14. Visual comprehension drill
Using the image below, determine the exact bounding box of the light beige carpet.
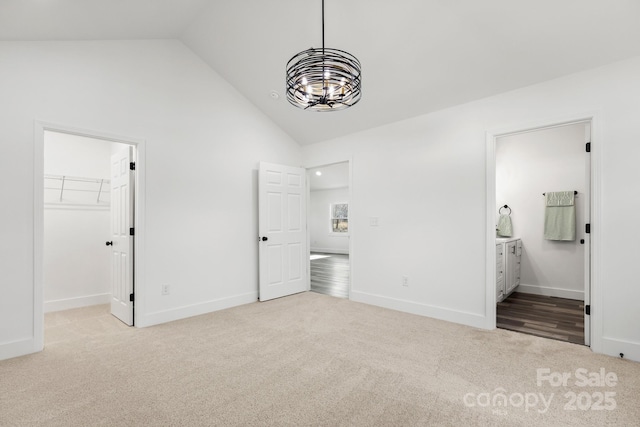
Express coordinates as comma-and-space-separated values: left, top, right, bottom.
1, 292, 638, 426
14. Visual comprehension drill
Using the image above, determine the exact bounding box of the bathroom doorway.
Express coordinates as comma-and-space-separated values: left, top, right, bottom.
492, 120, 591, 345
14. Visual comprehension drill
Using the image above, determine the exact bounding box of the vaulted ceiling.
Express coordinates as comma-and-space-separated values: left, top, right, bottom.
3, 0, 640, 145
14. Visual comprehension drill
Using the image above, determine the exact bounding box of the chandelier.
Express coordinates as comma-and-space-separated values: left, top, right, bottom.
285, 0, 362, 111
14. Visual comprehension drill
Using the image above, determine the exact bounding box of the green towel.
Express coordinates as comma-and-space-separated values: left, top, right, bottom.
497, 214, 512, 237
544, 191, 576, 241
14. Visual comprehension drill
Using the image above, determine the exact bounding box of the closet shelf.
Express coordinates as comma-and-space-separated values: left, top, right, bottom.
44, 174, 110, 204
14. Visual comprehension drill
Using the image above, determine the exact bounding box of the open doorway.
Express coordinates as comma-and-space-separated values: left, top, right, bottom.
44, 131, 117, 312
34, 122, 144, 350
493, 121, 591, 345
307, 162, 350, 299
43, 130, 136, 326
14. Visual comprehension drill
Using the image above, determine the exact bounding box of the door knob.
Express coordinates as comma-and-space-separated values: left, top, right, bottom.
261, 236, 268, 241
105, 241, 113, 246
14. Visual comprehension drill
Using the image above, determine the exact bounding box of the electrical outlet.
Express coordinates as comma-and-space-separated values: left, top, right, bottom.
162, 284, 170, 295
402, 276, 409, 287
370, 217, 379, 226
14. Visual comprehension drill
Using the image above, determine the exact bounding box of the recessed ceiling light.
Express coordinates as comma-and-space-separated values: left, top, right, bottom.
315, 171, 322, 176
269, 90, 280, 100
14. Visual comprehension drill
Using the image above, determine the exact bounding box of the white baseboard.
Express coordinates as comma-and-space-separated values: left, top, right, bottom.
601, 337, 640, 363
44, 293, 111, 313
310, 247, 349, 255
350, 290, 487, 329
0, 337, 40, 362
516, 284, 584, 301
138, 292, 258, 327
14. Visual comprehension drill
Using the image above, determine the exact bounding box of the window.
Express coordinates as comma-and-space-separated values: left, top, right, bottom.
330, 203, 349, 233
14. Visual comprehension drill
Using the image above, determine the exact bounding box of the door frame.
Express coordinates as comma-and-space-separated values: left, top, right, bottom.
485, 113, 602, 351
305, 159, 353, 299
33, 121, 146, 349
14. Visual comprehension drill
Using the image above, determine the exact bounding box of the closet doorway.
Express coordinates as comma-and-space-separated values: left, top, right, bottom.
35, 123, 144, 349
307, 161, 351, 299
492, 121, 592, 345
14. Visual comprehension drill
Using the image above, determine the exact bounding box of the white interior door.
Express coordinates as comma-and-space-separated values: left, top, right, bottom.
258, 162, 307, 301
584, 123, 591, 346
109, 146, 134, 325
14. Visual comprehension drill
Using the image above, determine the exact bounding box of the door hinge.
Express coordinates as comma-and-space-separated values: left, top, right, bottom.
130, 227, 135, 236
586, 142, 591, 153
130, 162, 136, 171
585, 224, 591, 234
129, 293, 134, 302
585, 305, 590, 315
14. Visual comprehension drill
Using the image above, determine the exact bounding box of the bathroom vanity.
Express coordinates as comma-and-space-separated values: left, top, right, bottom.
496, 237, 522, 303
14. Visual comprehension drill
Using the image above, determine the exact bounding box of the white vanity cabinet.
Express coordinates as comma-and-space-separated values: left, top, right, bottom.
496, 243, 505, 302
496, 238, 522, 303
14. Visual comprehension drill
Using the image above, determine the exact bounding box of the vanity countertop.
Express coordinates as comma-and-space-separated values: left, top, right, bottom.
496, 236, 520, 244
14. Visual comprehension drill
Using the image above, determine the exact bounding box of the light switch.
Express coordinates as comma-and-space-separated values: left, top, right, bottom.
369, 217, 379, 226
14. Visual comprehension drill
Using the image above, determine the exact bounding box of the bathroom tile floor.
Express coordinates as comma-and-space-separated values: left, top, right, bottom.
497, 292, 584, 345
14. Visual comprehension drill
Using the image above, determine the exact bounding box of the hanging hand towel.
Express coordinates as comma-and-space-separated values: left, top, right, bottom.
497, 214, 513, 237
544, 191, 576, 241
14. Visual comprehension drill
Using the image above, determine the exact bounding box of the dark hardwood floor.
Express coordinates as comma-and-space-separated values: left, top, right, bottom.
310, 253, 349, 299
497, 292, 584, 345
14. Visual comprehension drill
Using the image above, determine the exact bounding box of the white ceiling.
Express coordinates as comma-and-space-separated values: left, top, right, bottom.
3, 0, 640, 145
0, 0, 209, 40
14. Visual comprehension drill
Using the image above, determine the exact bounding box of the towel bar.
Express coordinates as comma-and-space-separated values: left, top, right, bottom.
542, 191, 578, 196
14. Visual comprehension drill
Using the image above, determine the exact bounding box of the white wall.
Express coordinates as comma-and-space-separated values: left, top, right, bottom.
43, 132, 116, 312
0, 40, 301, 360
496, 124, 586, 300
310, 187, 349, 254
43, 209, 110, 311
302, 56, 640, 361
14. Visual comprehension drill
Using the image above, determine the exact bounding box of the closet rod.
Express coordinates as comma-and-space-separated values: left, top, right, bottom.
44, 187, 109, 194
542, 191, 578, 196
44, 174, 110, 184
